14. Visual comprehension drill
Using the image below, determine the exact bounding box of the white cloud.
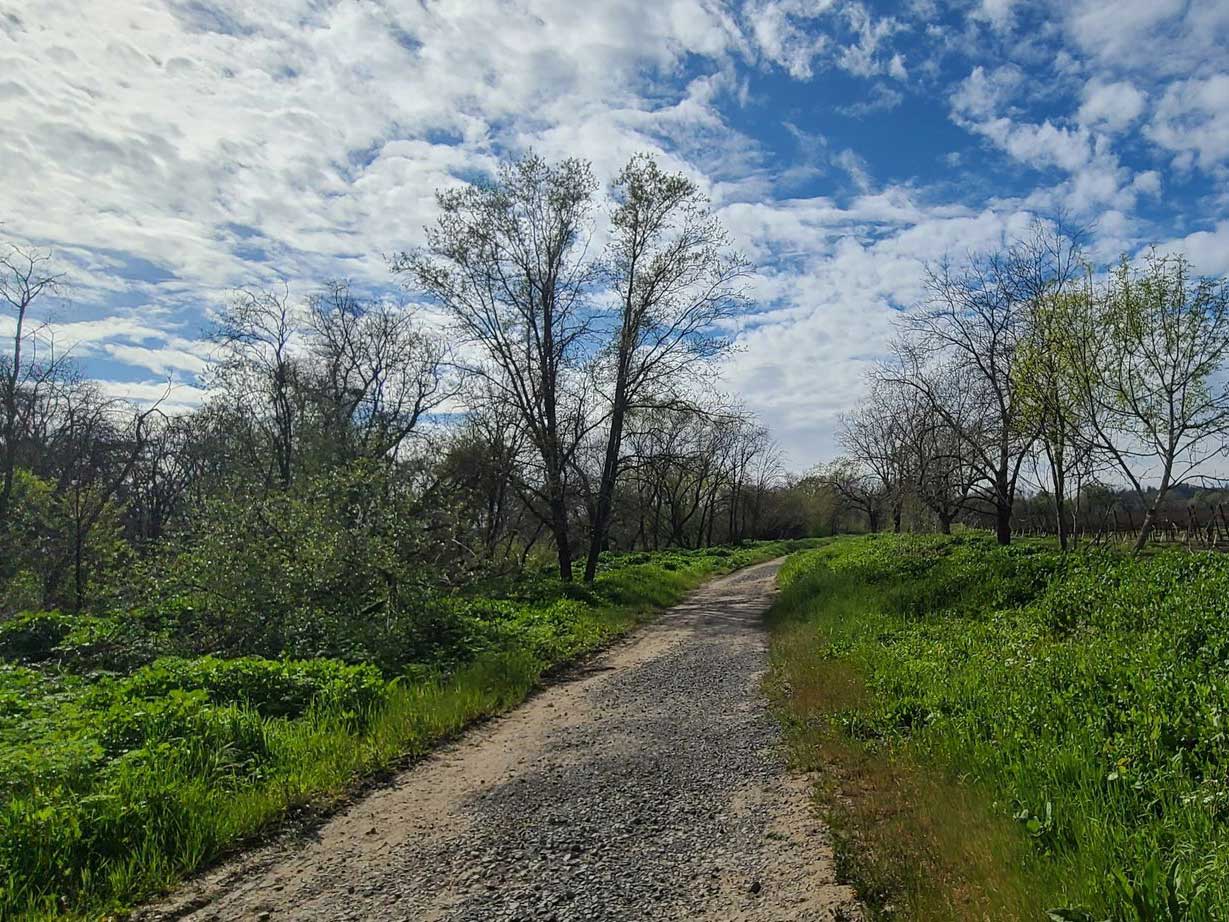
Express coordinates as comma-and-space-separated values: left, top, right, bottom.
987, 119, 1093, 173
0, 0, 753, 417
743, 0, 902, 81
833, 149, 873, 193
744, 0, 834, 79
1167, 221, 1229, 276
103, 343, 210, 377
973, 0, 1018, 32
837, 3, 901, 78
0, 0, 746, 293
837, 83, 904, 118
1148, 74, 1229, 170
1131, 170, 1162, 197
97, 378, 208, 415
951, 65, 1025, 121
1078, 79, 1146, 133
950, 66, 1155, 214
1064, 0, 1229, 76
717, 192, 1020, 465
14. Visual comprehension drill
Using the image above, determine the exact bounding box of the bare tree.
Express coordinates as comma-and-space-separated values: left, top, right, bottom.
840, 382, 913, 532
209, 287, 304, 489
888, 219, 1084, 544
908, 402, 977, 534
0, 244, 64, 528
307, 281, 455, 464
816, 457, 886, 532
41, 383, 163, 609
398, 155, 599, 580
870, 369, 979, 535
582, 154, 748, 581
125, 411, 200, 545
439, 396, 535, 563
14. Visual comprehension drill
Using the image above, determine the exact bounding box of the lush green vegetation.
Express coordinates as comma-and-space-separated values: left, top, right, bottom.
768, 533, 1229, 921
0, 539, 811, 921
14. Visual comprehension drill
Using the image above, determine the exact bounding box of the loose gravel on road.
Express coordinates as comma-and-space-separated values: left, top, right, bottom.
137, 559, 862, 922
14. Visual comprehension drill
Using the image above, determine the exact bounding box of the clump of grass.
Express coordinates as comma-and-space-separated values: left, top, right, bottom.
767, 534, 1229, 921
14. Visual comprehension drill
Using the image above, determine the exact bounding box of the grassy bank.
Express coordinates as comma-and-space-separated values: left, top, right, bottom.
767, 534, 1229, 921
1, 540, 811, 921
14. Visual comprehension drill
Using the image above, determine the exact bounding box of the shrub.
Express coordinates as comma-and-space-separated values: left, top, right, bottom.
118, 656, 386, 720
0, 612, 77, 662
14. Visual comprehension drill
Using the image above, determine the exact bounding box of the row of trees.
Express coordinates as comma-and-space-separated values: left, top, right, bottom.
824, 219, 1229, 551
0, 153, 804, 626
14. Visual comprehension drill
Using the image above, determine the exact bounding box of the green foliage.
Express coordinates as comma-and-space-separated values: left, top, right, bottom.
773, 534, 1229, 921
0, 539, 804, 921
116, 656, 386, 720
0, 469, 133, 615
0, 611, 77, 661
143, 462, 445, 667
0, 610, 163, 672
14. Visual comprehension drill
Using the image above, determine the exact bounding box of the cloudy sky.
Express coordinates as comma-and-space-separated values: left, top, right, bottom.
2, 0, 1228, 467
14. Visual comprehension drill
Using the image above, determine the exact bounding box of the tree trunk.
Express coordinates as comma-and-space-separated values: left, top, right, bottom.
938, 513, 953, 535
1054, 494, 1069, 551
1133, 463, 1173, 554
551, 499, 573, 581
1049, 444, 1069, 551
0, 304, 27, 529
995, 499, 1011, 545
994, 465, 1012, 545
583, 386, 628, 582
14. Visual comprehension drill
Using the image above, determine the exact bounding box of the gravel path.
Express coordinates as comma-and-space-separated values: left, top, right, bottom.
137, 558, 861, 922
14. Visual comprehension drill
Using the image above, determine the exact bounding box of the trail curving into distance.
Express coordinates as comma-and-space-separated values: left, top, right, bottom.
138, 559, 861, 922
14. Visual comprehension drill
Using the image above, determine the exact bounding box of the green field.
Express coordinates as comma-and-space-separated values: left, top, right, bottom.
768, 533, 1229, 921
0, 540, 814, 921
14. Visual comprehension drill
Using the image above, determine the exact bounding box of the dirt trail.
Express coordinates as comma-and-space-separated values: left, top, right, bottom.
137, 559, 860, 921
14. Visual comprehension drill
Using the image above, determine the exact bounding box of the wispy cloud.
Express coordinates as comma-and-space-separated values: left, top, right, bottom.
1, 0, 1226, 465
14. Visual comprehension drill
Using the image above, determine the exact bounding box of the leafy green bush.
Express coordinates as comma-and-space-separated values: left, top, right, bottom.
117, 656, 386, 719
0, 611, 167, 671
0, 611, 77, 662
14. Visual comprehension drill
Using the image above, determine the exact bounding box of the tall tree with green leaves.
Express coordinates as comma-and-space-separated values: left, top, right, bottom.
582, 154, 747, 581
1074, 252, 1229, 552
1017, 284, 1100, 550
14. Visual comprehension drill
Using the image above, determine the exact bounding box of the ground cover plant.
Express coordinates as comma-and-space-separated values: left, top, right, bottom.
0, 539, 814, 921
768, 533, 1229, 921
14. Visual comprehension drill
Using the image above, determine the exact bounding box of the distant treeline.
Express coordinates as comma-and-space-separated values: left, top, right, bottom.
818, 218, 1229, 552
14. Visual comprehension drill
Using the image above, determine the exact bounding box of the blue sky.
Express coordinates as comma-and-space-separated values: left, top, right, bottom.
2, 0, 1228, 467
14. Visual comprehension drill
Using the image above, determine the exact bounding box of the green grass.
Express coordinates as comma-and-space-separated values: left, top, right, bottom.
767, 533, 1229, 922
0, 538, 813, 921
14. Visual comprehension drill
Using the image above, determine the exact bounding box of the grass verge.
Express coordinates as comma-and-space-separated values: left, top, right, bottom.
765, 533, 1229, 922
